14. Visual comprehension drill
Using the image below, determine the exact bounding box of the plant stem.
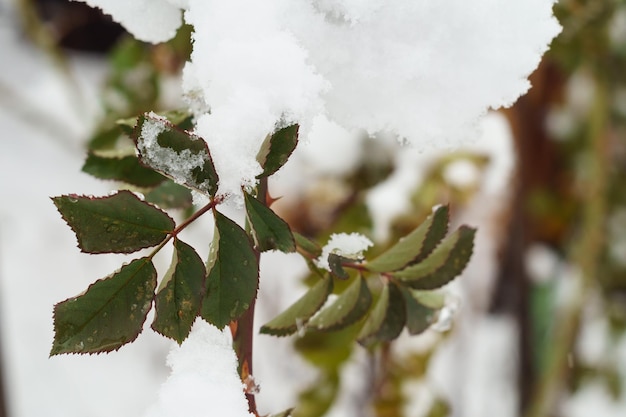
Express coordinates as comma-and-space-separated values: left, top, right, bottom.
230, 180, 268, 417
526, 76, 609, 417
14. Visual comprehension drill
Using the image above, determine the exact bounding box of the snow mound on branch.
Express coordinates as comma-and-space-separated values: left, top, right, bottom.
316, 233, 373, 271
76, 0, 561, 200
74, 0, 182, 43
144, 320, 254, 417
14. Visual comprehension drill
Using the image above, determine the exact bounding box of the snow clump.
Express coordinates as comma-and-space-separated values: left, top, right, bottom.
143, 320, 254, 417
316, 232, 373, 271
74, 0, 561, 200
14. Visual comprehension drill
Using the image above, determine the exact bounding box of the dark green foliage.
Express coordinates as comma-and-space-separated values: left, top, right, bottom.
294, 232, 323, 258
201, 211, 259, 328
144, 179, 193, 209
367, 205, 449, 272
261, 277, 333, 336
152, 239, 206, 344
307, 276, 371, 332
256, 124, 299, 178
52, 191, 175, 254
393, 226, 476, 290
401, 287, 437, 335
358, 282, 406, 346
51, 257, 157, 355
82, 152, 166, 187
244, 191, 296, 253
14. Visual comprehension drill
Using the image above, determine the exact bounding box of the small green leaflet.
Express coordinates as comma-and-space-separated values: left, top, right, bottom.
307, 276, 371, 332
294, 232, 322, 258
145, 179, 193, 209
51, 257, 157, 355
260, 277, 333, 336
256, 124, 299, 178
367, 205, 449, 273
357, 282, 406, 346
52, 190, 175, 254
243, 191, 296, 253
327, 253, 352, 280
82, 152, 165, 187
400, 287, 437, 335
392, 226, 476, 290
134, 113, 219, 196
152, 239, 206, 344
201, 211, 259, 329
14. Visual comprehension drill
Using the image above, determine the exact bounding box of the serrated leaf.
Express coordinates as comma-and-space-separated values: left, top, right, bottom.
152, 239, 206, 344
357, 282, 406, 345
201, 211, 259, 328
400, 286, 437, 335
294, 232, 322, 258
52, 190, 175, 254
82, 153, 165, 187
367, 205, 449, 273
135, 113, 219, 196
392, 226, 476, 290
307, 276, 371, 332
260, 277, 333, 336
51, 257, 156, 355
256, 124, 299, 178
243, 192, 295, 253
145, 179, 193, 209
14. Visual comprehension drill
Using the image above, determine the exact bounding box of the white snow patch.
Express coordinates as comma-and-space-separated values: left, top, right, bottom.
315, 232, 373, 271
144, 320, 254, 417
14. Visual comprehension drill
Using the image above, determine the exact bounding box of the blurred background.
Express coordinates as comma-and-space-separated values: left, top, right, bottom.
0, 1, 625, 416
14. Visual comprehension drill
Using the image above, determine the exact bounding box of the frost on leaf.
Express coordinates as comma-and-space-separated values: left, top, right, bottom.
51, 257, 157, 355
52, 191, 175, 254
135, 112, 219, 197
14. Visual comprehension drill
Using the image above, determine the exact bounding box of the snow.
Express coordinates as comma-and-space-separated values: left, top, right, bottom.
144, 320, 254, 417
80, 0, 560, 200
315, 233, 373, 271
73, 0, 182, 43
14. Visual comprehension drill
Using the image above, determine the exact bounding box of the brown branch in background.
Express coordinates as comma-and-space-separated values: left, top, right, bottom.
492, 59, 568, 413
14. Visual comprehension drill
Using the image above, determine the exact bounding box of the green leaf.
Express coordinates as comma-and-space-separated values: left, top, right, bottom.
260, 277, 333, 336
256, 124, 299, 178
201, 211, 259, 328
152, 239, 206, 344
135, 113, 219, 196
307, 276, 371, 332
367, 205, 449, 273
327, 253, 351, 280
51, 257, 157, 355
357, 282, 406, 345
294, 232, 322, 258
295, 371, 339, 417
52, 190, 175, 254
268, 409, 294, 417
392, 226, 476, 290
243, 191, 296, 253
400, 287, 437, 335
82, 153, 165, 187
144, 179, 193, 209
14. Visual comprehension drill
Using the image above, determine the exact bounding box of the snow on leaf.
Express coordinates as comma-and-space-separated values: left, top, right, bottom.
135, 112, 219, 197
